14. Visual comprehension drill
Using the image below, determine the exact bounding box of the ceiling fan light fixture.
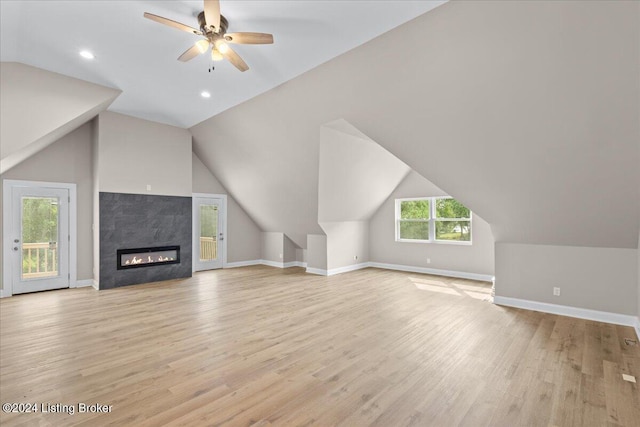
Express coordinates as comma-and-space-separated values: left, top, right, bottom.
145, 0, 272, 72
195, 39, 209, 54
211, 48, 223, 61
214, 39, 229, 54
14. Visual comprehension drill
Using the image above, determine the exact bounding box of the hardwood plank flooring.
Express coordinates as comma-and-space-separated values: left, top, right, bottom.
1, 266, 639, 426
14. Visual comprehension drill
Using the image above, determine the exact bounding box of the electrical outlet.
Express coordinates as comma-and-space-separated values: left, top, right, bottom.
427, 258, 431, 264
354, 255, 358, 261
279, 253, 283, 259
146, 184, 151, 191
553, 287, 561, 296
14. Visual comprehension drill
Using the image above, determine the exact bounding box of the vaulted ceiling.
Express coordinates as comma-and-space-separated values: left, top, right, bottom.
0, 63, 120, 174
1, 1, 638, 252
0, 0, 445, 128
191, 0, 640, 249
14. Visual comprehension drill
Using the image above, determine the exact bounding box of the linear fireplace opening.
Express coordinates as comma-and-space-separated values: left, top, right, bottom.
117, 246, 180, 270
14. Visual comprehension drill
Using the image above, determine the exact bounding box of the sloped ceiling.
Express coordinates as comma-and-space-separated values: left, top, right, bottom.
192, 0, 640, 249
191, 96, 326, 247
319, 120, 409, 222
0, 1, 446, 128
0, 63, 121, 173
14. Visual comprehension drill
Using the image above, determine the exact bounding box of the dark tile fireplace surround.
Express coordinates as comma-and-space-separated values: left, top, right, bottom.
99, 192, 192, 289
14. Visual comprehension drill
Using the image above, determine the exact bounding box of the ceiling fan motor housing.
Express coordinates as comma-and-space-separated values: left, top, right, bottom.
198, 11, 228, 34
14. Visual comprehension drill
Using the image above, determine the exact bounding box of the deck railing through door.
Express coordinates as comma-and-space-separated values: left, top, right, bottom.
199, 237, 217, 261
22, 242, 58, 278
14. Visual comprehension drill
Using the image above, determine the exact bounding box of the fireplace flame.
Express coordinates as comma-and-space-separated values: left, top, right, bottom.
119, 247, 178, 269
123, 255, 175, 266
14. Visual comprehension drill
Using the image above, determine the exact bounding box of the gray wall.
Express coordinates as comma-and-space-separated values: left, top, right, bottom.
318, 121, 409, 222
97, 111, 192, 197
296, 248, 306, 263
260, 232, 299, 264
321, 221, 369, 270
1, 121, 95, 286
495, 243, 638, 315
369, 171, 495, 276
283, 235, 298, 263
92, 117, 100, 284
0, 181, 3, 289
261, 232, 284, 263
307, 234, 327, 271
192, 152, 262, 263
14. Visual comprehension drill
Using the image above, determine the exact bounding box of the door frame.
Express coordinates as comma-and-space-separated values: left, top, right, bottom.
192, 193, 227, 272
2, 179, 78, 298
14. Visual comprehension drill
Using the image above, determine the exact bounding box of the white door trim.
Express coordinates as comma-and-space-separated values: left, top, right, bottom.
2, 179, 78, 297
192, 193, 227, 272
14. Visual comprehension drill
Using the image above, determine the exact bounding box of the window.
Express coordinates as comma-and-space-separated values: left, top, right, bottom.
396, 197, 472, 244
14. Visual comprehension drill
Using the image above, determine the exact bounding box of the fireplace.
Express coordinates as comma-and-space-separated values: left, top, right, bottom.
117, 246, 180, 270
100, 192, 192, 289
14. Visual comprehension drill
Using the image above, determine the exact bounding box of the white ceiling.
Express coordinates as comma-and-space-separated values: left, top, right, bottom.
0, 0, 445, 128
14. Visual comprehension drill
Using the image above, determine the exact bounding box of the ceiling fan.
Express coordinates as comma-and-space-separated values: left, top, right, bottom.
144, 0, 273, 72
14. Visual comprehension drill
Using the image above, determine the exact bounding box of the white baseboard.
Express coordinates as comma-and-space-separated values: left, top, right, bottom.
327, 262, 369, 276
368, 262, 494, 282
74, 279, 94, 288
634, 317, 640, 341
1, 279, 97, 296
305, 263, 367, 276
260, 259, 285, 268
284, 261, 307, 268
225, 260, 307, 269
222, 260, 493, 283
92, 280, 99, 290
306, 262, 491, 279
225, 260, 262, 268
306, 267, 328, 276
494, 296, 639, 334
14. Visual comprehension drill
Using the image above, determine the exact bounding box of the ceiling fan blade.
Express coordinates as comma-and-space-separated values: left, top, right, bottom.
178, 44, 206, 62
224, 32, 274, 45
221, 46, 249, 72
144, 12, 201, 35
204, 0, 221, 32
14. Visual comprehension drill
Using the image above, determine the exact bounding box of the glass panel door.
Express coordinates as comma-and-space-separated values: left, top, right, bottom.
199, 204, 219, 262
21, 196, 60, 280
11, 186, 70, 294
193, 196, 224, 271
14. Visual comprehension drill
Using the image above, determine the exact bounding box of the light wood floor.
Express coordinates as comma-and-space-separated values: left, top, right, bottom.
1, 266, 639, 426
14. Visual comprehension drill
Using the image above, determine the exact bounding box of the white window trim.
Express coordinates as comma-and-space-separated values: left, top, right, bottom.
395, 196, 472, 245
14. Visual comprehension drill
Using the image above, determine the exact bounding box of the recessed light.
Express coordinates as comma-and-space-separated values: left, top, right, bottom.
79, 50, 95, 60
201, 91, 211, 98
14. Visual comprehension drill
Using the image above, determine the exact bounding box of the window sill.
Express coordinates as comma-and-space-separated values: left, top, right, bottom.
396, 239, 472, 246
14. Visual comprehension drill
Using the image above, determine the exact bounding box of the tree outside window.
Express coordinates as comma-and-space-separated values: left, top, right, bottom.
396, 197, 471, 243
